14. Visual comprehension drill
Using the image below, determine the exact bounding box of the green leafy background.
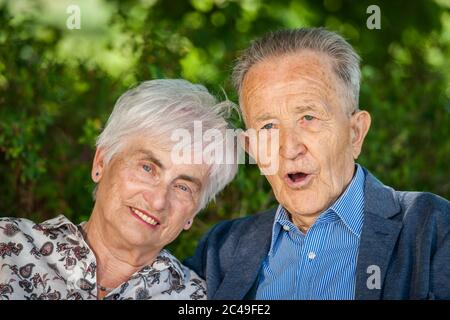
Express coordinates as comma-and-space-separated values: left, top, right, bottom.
1, 0, 449, 260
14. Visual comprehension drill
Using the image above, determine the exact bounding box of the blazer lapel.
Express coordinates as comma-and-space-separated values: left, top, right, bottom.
213, 209, 276, 300
355, 169, 403, 300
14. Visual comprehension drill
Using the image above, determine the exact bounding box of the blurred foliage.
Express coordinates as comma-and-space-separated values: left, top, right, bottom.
0, 0, 449, 261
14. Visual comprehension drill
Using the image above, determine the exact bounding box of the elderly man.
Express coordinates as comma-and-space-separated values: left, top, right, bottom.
185, 28, 450, 300
0, 79, 237, 300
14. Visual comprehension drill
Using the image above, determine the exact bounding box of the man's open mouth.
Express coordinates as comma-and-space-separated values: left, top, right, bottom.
285, 171, 313, 188
129, 207, 160, 227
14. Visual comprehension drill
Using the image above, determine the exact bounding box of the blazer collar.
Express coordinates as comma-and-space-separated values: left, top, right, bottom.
355, 167, 403, 300
362, 168, 401, 218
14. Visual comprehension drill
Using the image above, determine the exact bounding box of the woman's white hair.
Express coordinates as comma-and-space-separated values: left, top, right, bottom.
95, 79, 238, 211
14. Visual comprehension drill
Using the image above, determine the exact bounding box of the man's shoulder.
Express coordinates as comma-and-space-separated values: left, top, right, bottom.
365, 170, 450, 232
394, 190, 450, 223
396, 190, 449, 209
363, 167, 449, 223
204, 207, 276, 244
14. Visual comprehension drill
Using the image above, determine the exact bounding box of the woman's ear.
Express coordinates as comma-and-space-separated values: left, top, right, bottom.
183, 218, 194, 231
91, 148, 106, 182
350, 110, 371, 159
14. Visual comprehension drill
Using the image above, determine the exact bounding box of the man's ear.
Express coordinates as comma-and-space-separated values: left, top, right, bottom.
91, 148, 106, 182
350, 110, 371, 159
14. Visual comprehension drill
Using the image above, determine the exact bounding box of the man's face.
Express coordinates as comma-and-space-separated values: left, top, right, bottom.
241, 51, 369, 219
93, 135, 209, 251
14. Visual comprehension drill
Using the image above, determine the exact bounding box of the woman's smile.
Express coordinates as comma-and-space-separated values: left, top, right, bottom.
129, 206, 160, 227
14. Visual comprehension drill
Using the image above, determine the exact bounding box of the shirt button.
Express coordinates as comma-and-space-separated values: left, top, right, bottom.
308, 251, 316, 260
283, 225, 290, 231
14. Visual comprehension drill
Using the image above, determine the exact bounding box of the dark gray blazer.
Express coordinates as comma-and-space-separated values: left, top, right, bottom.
185, 168, 450, 300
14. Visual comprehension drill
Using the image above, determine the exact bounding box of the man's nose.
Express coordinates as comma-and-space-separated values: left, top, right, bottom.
279, 128, 307, 160
142, 186, 168, 212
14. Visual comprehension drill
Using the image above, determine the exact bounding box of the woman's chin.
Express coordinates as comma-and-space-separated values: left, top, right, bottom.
115, 223, 155, 248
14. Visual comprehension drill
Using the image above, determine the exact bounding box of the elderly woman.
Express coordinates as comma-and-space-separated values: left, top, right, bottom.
0, 79, 237, 300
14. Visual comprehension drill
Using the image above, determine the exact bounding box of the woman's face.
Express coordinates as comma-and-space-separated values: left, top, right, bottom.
91, 135, 209, 252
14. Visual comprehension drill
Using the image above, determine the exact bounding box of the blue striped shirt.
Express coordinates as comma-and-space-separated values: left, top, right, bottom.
255, 164, 366, 300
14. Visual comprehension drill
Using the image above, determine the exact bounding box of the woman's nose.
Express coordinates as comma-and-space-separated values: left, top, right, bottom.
142, 186, 168, 212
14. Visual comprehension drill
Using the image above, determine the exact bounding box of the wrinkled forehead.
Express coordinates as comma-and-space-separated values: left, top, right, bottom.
240, 51, 346, 118
121, 134, 174, 157
117, 134, 211, 178
243, 51, 340, 96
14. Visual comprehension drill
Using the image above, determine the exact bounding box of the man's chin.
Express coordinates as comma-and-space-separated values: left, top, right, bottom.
284, 186, 317, 198
287, 204, 319, 215
281, 192, 327, 215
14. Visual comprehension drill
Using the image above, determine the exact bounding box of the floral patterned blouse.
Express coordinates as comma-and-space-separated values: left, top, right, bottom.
0, 215, 206, 300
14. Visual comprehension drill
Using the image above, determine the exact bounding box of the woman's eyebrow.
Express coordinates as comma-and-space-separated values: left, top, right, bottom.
136, 149, 165, 169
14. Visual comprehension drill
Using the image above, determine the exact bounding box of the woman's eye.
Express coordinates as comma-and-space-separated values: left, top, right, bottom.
142, 164, 152, 173
303, 115, 315, 121
261, 123, 274, 130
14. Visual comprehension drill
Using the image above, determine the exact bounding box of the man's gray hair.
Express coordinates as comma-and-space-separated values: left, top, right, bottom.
232, 27, 361, 114
95, 79, 238, 211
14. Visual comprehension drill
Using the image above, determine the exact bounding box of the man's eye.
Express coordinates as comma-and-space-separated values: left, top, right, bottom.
177, 184, 191, 193
142, 164, 152, 173
261, 123, 274, 130
303, 115, 315, 121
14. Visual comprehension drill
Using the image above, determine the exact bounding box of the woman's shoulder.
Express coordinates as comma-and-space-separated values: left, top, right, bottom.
0, 216, 38, 240
1, 214, 73, 234
0, 215, 79, 255
0, 217, 36, 232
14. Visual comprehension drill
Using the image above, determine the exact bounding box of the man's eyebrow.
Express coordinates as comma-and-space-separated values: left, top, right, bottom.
254, 113, 275, 123
175, 174, 203, 190
254, 104, 326, 123
136, 149, 164, 169
294, 104, 321, 114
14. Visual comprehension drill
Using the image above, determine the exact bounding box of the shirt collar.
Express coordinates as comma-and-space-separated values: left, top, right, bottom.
326, 163, 365, 237
37, 214, 76, 230
269, 164, 366, 254
149, 249, 187, 280
268, 206, 295, 256
36, 214, 81, 240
